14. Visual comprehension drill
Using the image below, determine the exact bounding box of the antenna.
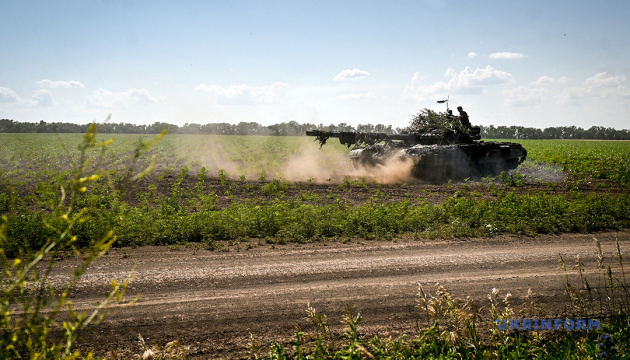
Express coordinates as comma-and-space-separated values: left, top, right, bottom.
436, 96, 450, 112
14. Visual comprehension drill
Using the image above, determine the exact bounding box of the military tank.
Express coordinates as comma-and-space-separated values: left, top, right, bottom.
306, 102, 527, 184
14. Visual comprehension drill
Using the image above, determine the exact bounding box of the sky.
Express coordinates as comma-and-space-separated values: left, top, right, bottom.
1, 0, 630, 130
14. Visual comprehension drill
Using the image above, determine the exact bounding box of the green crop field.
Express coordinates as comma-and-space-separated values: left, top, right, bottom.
1, 132, 630, 250
0, 133, 353, 181
506, 139, 630, 186
2, 133, 629, 184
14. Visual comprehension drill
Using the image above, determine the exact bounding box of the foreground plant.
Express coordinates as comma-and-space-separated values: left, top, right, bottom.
0, 123, 165, 359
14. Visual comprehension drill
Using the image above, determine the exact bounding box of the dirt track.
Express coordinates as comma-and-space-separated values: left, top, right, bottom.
59, 231, 630, 359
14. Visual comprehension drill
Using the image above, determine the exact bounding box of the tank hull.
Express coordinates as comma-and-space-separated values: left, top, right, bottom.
349, 141, 527, 183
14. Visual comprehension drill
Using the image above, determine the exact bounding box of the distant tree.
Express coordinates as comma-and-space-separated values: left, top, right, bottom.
0, 118, 628, 139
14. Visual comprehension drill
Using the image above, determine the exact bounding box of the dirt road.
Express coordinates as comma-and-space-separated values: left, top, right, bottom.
64, 231, 629, 359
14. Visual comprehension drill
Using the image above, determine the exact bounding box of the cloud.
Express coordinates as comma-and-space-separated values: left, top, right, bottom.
454, 66, 515, 86
0, 87, 21, 103
0, 87, 46, 107
37, 79, 85, 88
531, 75, 556, 86
403, 66, 514, 102
562, 72, 630, 102
584, 72, 626, 88
489, 52, 525, 59
333, 69, 371, 81
86, 88, 159, 108
504, 86, 554, 106
195, 82, 289, 104
467, 52, 478, 59
531, 75, 571, 86
340, 92, 376, 100
33, 89, 53, 107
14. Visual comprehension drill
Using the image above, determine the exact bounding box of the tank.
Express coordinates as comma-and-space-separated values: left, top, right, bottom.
305, 104, 527, 184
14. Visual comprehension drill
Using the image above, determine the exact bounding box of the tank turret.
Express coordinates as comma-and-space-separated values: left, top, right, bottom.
306, 104, 527, 183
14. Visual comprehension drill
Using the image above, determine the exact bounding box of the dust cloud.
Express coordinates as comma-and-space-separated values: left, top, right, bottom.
281, 148, 414, 184
183, 137, 415, 184
349, 157, 415, 184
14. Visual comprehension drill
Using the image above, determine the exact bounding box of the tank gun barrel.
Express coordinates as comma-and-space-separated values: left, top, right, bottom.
305, 129, 452, 147
306, 130, 391, 147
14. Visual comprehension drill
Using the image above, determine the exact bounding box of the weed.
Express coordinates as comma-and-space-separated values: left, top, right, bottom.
135, 334, 189, 360
218, 169, 228, 186
262, 179, 289, 196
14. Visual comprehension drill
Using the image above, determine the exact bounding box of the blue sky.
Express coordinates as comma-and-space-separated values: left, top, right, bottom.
1, 0, 629, 130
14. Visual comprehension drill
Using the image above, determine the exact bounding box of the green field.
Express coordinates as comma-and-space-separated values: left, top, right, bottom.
1, 133, 630, 254
0, 133, 353, 181
2, 133, 629, 183
511, 139, 630, 186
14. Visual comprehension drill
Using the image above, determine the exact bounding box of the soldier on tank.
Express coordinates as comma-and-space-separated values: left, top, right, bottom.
456, 106, 471, 129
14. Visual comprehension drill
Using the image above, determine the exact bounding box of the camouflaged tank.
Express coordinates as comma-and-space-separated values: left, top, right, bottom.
306, 108, 527, 184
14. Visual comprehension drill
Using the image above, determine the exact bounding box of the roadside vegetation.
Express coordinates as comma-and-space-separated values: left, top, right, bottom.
256, 238, 630, 359
1, 129, 629, 358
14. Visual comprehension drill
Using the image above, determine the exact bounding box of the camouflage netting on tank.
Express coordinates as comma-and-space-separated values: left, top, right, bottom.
407, 108, 469, 135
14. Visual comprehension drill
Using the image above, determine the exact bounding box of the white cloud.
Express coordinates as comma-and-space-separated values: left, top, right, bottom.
584, 72, 626, 88
195, 82, 289, 104
467, 52, 478, 59
504, 86, 553, 106
456, 66, 515, 86
0, 87, 43, 107
489, 52, 525, 59
0, 87, 21, 102
561, 72, 630, 102
37, 79, 85, 88
403, 66, 514, 102
86, 88, 159, 108
33, 89, 53, 107
333, 69, 371, 81
531, 75, 555, 86
340, 92, 376, 100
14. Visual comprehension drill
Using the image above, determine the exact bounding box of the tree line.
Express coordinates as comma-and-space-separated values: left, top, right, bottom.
1, 119, 629, 140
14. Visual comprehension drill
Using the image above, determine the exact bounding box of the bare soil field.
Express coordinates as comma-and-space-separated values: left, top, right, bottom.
60, 230, 630, 359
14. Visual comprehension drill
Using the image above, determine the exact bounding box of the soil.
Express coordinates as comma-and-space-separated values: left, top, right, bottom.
123, 174, 628, 209
61, 230, 630, 359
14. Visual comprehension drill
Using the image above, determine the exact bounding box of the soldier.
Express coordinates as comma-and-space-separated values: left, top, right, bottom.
456, 106, 471, 129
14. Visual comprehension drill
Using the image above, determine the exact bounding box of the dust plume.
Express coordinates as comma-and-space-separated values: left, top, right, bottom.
281, 148, 415, 185
349, 156, 415, 184
281, 146, 351, 183
182, 136, 416, 184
